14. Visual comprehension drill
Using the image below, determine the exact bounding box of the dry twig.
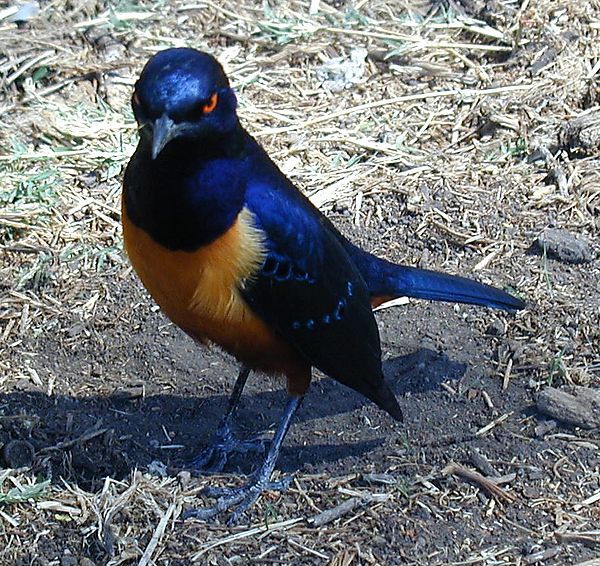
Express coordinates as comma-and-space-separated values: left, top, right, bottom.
442, 462, 517, 503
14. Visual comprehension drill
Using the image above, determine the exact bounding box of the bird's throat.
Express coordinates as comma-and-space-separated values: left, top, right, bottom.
123, 134, 248, 251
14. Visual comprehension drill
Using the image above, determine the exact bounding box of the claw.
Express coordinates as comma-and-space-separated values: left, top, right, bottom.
189, 445, 228, 474
189, 428, 267, 475
202, 485, 237, 498
184, 473, 294, 524
182, 506, 220, 521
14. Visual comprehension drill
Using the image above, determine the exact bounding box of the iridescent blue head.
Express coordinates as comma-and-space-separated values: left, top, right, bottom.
133, 48, 238, 159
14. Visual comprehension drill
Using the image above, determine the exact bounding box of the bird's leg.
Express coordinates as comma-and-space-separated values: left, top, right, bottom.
189, 366, 265, 474
184, 395, 302, 524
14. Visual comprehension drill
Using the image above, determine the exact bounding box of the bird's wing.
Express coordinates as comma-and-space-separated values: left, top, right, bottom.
241, 174, 402, 421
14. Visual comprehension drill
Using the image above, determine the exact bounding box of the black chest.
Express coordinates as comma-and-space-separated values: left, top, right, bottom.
123, 142, 248, 251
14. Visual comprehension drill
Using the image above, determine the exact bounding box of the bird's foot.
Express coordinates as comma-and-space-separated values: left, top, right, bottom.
183, 473, 294, 524
189, 422, 266, 474
185, 396, 302, 524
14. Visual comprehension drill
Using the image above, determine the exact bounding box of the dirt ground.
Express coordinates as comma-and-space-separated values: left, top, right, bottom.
1, 1, 599, 565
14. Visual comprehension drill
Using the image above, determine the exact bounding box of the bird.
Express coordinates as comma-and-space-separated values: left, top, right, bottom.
122, 47, 525, 523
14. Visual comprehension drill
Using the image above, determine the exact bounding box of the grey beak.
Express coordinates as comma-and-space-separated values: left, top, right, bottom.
151, 114, 177, 159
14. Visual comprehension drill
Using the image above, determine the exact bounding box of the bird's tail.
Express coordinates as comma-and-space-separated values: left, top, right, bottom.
351, 248, 525, 311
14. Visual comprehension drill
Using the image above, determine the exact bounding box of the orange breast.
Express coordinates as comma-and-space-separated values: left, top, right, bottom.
121, 198, 309, 390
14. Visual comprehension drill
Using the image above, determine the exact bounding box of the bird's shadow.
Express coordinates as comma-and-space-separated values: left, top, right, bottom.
0, 348, 465, 488
385, 347, 467, 396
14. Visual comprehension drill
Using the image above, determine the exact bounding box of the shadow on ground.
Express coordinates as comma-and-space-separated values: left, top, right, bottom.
0, 348, 467, 489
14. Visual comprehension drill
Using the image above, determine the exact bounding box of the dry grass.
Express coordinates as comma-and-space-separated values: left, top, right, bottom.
0, 0, 599, 564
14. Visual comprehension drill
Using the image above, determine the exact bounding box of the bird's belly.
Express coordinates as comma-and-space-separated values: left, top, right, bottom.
121, 201, 298, 371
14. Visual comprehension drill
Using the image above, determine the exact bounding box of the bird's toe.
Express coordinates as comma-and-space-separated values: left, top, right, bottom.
189, 434, 267, 475
184, 473, 294, 524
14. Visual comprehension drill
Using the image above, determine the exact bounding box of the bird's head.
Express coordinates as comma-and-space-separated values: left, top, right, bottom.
132, 48, 238, 159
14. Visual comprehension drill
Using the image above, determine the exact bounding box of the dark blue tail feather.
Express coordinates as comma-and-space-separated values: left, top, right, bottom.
381, 264, 525, 310
348, 246, 525, 311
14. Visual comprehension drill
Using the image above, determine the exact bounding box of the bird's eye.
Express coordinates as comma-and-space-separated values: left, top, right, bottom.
202, 92, 218, 114
174, 93, 220, 123
132, 91, 149, 116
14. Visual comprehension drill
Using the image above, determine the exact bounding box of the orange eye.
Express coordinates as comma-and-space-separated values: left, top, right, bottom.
202, 92, 218, 114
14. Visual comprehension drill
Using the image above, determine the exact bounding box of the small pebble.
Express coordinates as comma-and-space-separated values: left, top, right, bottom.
485, 319, 506, 336
535, 228, 595, 264
534, 419, 558, 437
2, 440, 35, 468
